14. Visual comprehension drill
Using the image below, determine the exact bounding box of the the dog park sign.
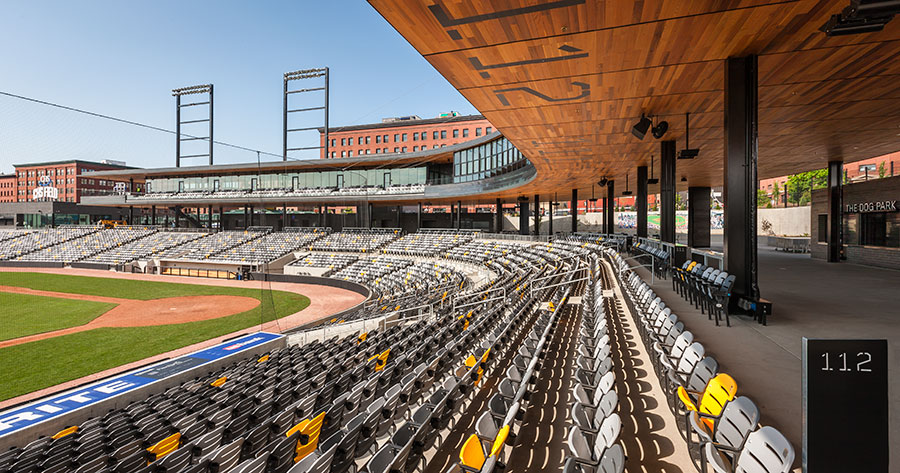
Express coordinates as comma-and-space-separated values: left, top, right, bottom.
844, 200, 897, 213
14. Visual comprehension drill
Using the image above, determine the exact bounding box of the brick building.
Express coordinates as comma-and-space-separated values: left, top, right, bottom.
319, 114, 493, 159
12, 160, 138, 204
0, 174, 15, 203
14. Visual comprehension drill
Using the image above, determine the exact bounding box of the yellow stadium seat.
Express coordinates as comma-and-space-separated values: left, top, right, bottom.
490, 425, 510, 457
677, 373, 737, 431
459, 434, 486, 471
147, 432, 181, 460
210, 376, 227, 387
52, 426, 78, 439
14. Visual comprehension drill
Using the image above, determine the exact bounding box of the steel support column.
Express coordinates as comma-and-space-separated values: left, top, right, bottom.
151, 205, 156, 226
219, 206, 224, 230
827, 160, 843, 262
660, 141, 677, 243
175, 206, 181, 228
519, 199, 529, 236
571, 189, 578, 233
601, 197, 607, 234
533, 194, 540, 236
495, 198, 502, 233
606, 181, 615, 235
637, 166, 648, 238
688, 187, 711, 248
456, 201, 462, 230
548, 200, 554, 236
282, 205, 288, 230
396, 205, 402, 228
368, 203, 374, 228
417, 202, 423, 231
723, 55, 760, 304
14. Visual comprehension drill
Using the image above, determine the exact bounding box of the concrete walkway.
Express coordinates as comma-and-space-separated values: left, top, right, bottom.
633, 247, 900, 469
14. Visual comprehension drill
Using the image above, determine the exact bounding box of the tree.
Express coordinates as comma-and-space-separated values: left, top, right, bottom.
879, 161, 887, 179
787, 169, 827, 205
757, 189, 770, 208
772, 181, 781, 205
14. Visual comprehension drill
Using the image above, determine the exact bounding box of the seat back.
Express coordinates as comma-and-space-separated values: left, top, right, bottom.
686, 356, 719, 393
734, 426, 794, 473
714, 396, 760, 450
697, 373, 738, 429
675, 342, 705, 374
598, 443, 626, 473
669, 332, 694, 360
459, 434, 486, 470
566, 426, 592, 461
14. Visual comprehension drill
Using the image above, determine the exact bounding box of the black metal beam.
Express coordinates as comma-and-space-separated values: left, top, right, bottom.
519, 199, 529, 235
724, 55, 760, 304
637, 166, 648, 238
688, 187, 711, 248
533, 194, 540, 236
495, 198, 502, 233
571, 188, 578, 233
660, 141, 677, 243
606, 181, 615, 234
827, 160, 843, 262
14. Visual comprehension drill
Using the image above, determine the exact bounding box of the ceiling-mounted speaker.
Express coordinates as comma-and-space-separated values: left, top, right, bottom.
651, 120, 668, 139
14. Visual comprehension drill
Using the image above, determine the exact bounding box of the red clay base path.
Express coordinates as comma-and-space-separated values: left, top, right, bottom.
0, 285, 261, 349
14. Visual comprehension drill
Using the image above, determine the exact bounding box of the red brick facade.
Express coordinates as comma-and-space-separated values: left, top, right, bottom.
319, 115, 493, 159
12, 160, 139, 203
0, 174, 15, 203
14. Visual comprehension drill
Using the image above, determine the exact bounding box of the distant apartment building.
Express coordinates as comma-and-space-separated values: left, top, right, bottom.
318, 113, 493, 159
12, 159, 139, 203
0, 174, 15, 203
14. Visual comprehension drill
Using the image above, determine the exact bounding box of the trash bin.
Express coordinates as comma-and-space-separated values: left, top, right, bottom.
672, 244, 689, 268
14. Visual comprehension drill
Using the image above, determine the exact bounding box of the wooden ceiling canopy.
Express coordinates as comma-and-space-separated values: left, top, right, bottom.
368, 0, 900, 201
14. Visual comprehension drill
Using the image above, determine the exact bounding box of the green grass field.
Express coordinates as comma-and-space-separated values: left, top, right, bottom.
0, 293, 117, 341
0, 273, 310, 401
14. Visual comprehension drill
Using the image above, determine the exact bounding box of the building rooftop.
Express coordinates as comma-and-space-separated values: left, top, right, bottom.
12, 159, 137, 170
319, 114, 486, 133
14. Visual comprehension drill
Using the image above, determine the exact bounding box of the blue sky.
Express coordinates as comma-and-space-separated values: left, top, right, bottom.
0, 1, 478, 173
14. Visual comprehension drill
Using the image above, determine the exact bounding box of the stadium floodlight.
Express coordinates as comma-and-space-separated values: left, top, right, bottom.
172, 84, 213, 96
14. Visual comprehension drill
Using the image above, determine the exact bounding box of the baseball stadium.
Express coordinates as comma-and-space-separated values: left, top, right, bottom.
1, 1, 899, 473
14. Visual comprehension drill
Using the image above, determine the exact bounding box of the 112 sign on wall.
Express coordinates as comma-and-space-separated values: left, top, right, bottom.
802, 338, 887, 473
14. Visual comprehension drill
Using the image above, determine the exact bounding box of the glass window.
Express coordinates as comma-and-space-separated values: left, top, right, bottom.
365, 136, 370, 144
486, 127, 492, 134
394, 134, 399, 142
413, 133, 418, 141
413, 146, 418, 152
402, 146, 407, 152
394, 147, 399, 153
463, 129, 469, 137
420, 132, 426, 141
453, 129, 459, 138
376, 135, 381, 143
402, 133, 408, 142
348, 137, 354, 146
341, 138, 346, 146
843, 214, 858, 245
383, 135, 388, 142
859, 213, 887, 246
348, 150, 353, 157
341, 151, 346, 157
433, 131, 439, 140
441, 130, 447, 139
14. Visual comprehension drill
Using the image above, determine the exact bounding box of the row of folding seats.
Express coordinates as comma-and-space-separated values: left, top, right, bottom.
381, 231, 475, 257
630, 241, 669, 280
286, 253, 359, 276
16, 228, 156, 263
562, 255, 625, 473
211, 231, 327, 264
0, 226, 99, 261
309, 229, 401, 253
606, 249, 795, 473
155, 231, 267, 260
84, 231, 207, 265
671, 261, 736, 326
450, 255, 595, 472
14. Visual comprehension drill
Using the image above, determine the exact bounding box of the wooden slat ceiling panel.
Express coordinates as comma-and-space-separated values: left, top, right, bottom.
368, 0, 900, 198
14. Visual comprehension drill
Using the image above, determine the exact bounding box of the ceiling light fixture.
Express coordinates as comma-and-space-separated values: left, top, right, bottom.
622, 173, 633, 196
678, 112, 700, 159
652, 120, 669, 139
632, 114, 652, 140
820, 1, 899, 36
598, 176, 609, 187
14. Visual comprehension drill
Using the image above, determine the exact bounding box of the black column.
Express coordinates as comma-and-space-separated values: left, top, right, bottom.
456, 201, 462, 230
688, 187, 711, 248
219, 206, 224, 230
128, 205, 134, 225
601, 197, 607, 234
175, 206, 181, 228
606, 181, 615, 234
368, 203, 374, 228
548, 199, 554, 237
417, 202, 423, 231
571, 189, 578, 233
637, 166, 648, 238
151, 205, 156, 226
249, 205, 255, 227
660, 140, 677, 243
495, 198, 502, 233
723, 55, 760, 304
519, 199, 529, 235
827, 160, 843, 262
396, 205, 402, 228
533, 194, 540, 236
